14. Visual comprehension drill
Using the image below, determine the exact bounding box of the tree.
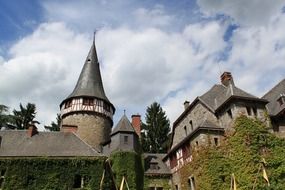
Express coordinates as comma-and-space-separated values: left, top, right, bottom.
13, 103, 38, 130
0, 104, 14, 127
141, 102, 170, 153
45, 114, 61, 131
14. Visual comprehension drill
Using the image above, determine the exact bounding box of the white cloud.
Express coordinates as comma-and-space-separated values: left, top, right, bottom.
197, 0, 285, 26
133, 5, 174, 28
0, 22, 90, 126
223, 12, 285, 96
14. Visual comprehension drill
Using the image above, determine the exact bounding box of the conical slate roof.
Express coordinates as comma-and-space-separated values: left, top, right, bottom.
64, 39, 111, 104
111, 115, 135, 136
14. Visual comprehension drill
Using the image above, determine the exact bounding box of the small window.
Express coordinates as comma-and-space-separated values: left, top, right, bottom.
246, 106, 251, 116
65, 100, 72, 108
214, 138, 219, 146
175, 185, 179, 190
157, 187, 163, 190
150, 163, 159, 170
189, 176, 196, 190
124, 136, 128, 144
195, 141, 199, 146
253, 107, 257, 116
73, 174, 82, 188
184, 126, 187, 136
103, 103, 110, 111
83, 98, 94, 106
227, 109, 233, 119
277, 97, 284, 106
190, 120, 193, 131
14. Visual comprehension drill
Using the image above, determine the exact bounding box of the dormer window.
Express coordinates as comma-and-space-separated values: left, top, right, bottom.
150, 162, 159, 170
277, 95, 285, 106
83, 98, 94, 106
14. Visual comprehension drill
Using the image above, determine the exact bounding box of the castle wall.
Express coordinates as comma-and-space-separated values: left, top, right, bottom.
62, 113, 112, 151
218, 101, 267, 130
172, 102, 218, 149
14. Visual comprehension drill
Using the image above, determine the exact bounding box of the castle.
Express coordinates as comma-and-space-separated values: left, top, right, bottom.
0, 37, 284, 190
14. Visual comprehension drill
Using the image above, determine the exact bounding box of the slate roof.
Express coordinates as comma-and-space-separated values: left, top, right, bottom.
144, 153, 171, 176
173, 83, 267, 127
111, 115, 136, 136
262, 79, 285, 116
199, 83, 266, 112
61, 39, 114, 111
0, 131, 101, 157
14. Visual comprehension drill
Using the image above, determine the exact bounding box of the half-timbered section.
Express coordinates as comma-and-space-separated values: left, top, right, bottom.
60, 39, 115, 151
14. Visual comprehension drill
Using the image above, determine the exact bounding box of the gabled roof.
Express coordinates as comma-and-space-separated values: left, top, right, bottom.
173, 83, 267, 128
0, 131, 101, 157
199, 84, 266, 112
144, 153, 171, 176
61, 39, 114, 110
111, 115, 136, 136
262, 78, 285, 116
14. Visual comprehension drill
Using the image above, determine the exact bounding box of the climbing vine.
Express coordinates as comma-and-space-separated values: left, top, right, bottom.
179, 116, 285, 190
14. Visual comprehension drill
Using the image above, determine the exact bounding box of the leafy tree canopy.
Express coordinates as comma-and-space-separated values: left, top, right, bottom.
13, 103, 38, 130
45, 114, 61, 131
0, 104, 15, 128
141, 102, 170, 153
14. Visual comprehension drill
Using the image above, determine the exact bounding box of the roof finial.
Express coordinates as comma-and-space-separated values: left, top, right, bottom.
124, 109, 126, 115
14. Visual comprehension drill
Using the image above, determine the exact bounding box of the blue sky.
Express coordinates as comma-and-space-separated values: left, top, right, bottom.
0, 0, 285, 128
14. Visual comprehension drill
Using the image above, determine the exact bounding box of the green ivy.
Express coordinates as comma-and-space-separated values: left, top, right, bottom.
179, 116, 285, 190
0, 157, 114, 190
110, 151, 144, 190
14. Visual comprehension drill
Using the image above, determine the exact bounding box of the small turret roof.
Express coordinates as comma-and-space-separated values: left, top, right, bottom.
61, 38, 112, 107
111, 115, 136, 136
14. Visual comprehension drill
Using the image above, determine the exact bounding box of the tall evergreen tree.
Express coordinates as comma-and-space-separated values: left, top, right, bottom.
13, 103, 38, 130
141, 102, 170, 153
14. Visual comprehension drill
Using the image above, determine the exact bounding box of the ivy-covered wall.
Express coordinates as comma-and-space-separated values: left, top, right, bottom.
0, 157, 113, 190
144, 175, 171, 190
178, 116, 285, 190
110, 151, 144, 190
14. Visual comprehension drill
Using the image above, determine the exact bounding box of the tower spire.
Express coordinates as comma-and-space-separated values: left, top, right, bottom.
61, 37, 113, 109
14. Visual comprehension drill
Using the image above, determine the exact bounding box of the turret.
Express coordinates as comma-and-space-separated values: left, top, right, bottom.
60, 37, 115, 151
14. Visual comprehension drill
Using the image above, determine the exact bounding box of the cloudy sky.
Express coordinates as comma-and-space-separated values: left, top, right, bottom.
1, 0, 285, 128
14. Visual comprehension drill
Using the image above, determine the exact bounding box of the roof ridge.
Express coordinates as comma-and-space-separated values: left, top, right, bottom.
262, 78, 285, 98
71, 132, 102, 154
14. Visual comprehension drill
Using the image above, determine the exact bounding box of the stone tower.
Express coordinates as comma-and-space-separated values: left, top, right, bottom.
60, 38, 115, 151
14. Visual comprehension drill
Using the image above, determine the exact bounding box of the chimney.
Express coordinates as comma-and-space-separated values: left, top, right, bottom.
220, 71, 234, 86
184, 100, 190, 110
131, 114, 141, 137
27, 124, 38, 137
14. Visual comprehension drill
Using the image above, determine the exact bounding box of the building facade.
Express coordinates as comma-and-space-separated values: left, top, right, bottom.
163, 72, 285, 189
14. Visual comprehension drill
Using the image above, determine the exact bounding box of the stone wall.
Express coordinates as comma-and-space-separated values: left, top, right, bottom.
62, 113, 112, 151
144, 176, 172, 190
218, 101, 267, 130
172, 102, 218, 148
